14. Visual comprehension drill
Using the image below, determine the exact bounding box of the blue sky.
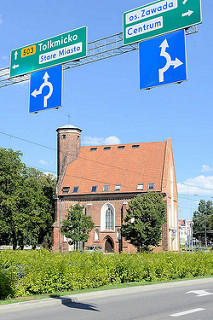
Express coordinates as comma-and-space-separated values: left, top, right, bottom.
0, 0, 212, 219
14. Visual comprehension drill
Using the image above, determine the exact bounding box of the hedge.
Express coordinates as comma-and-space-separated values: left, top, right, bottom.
0, 250, 212, 299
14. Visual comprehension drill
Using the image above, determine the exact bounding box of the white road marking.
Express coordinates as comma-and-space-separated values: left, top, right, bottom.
170, 308, 205, 317
186, 289, 213, 297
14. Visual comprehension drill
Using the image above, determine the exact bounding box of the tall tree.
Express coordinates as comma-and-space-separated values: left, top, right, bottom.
193, 200, 213, 245
0, 148, 56, 249
121, 193, 166, 252
0, 148, 26, 249
61, 203, 94, 250
17, 168, 56, 249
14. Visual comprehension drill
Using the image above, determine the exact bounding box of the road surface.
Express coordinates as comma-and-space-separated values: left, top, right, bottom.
0, 278, 213, 320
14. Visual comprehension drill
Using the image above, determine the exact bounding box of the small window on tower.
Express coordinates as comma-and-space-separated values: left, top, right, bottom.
62, 134, 66, 140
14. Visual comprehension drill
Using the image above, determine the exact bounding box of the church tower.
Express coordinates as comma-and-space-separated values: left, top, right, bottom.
56, 124, 82, 182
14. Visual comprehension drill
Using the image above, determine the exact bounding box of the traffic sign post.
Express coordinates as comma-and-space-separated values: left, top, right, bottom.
10, 26, 87, 78
123, 0, 202, 45
29, 65, 62, 113
139, 29, 187, 89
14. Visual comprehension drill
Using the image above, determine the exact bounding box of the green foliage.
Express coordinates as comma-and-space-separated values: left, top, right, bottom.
61, 203, 94, 248
193, 200, 213, 245
0, 272, 14, 300
121, 193, 166, 252
0, 148, 56, 249
0, 250, 212, 299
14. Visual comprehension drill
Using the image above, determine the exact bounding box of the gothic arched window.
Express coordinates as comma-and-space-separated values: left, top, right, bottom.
105, 208, 114, 230
101, 203, 115, 231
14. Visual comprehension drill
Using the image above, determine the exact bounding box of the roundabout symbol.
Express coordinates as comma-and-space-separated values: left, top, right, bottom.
29, 64, 62, 113
31, 72, 53, 108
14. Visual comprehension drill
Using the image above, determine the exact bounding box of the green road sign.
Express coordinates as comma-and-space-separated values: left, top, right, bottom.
10, 26, 87, 78
123, 0, 202, 45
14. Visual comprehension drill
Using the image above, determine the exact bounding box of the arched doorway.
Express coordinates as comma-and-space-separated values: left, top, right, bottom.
105, 237, 114, 253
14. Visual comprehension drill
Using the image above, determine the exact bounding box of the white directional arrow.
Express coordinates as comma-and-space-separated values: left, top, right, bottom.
14, 51, 18, 60
12, 64, 19, 69
182, 10, 194, 17
31, 72, 53, 108
159, 39, 183, 83
183, 0, 188, 4
186, 290, 213, 297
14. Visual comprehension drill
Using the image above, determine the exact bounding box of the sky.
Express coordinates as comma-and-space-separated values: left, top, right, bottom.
0, 0, 212, 220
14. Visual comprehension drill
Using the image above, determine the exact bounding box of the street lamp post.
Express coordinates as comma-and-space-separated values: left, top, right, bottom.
204, 214, 207, 248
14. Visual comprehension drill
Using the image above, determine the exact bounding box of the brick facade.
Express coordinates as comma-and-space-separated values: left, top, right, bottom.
53, 125, 179, 253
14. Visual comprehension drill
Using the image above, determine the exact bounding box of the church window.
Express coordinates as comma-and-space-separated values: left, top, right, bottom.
105, 208, 114, 230
95, 229, 99, 241
101, 203, 115, 232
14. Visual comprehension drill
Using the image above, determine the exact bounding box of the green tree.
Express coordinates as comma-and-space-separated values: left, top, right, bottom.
121, 193, 166, 252
193, 200, 213, 245
0, 148, 26, 249
0, 148, 56, 249
17, 168, 56, 249
61, 203, 94, 250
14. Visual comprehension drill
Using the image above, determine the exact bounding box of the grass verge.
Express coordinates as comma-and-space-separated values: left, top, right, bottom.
0, 275, 211, 306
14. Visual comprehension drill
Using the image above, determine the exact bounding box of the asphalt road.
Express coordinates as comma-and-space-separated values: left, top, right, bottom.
1, 278, 213, 320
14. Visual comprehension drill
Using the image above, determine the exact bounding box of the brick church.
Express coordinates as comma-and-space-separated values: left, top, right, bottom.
53, 124, 179, 253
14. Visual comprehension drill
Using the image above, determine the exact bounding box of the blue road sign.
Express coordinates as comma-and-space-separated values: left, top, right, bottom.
29, 64, 62, 113
139, 29, 187, 90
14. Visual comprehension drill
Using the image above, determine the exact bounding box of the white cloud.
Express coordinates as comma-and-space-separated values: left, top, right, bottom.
201, 164, 213, 173
1, 56, 8, 60
39, 159, 48, 165
105, 136, 121, 145
178, 175, 213, 195
83, 136, 121, 146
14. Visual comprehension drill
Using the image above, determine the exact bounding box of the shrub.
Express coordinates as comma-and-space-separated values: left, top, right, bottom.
0, 272, 14, 300
0, 250, 212, 299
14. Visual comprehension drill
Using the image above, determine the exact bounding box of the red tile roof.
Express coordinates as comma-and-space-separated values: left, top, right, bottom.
60, 141, 167, 195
